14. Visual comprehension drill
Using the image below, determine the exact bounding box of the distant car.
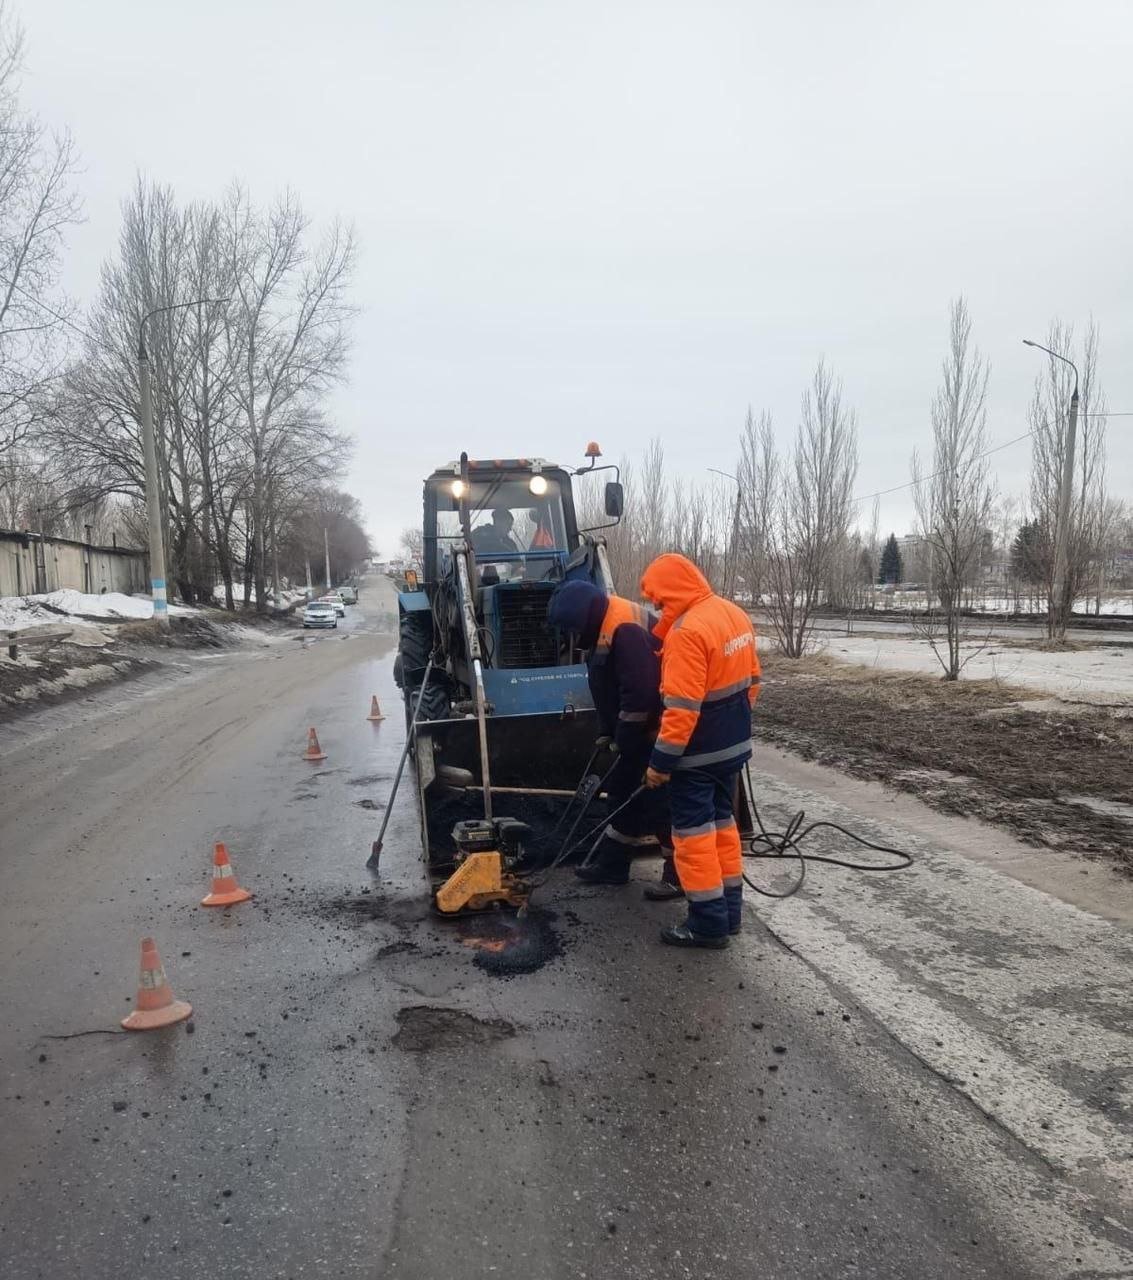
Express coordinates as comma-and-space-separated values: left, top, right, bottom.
304, 601, 338, 629
318, 593, 347, 617
339, 585, 358, 604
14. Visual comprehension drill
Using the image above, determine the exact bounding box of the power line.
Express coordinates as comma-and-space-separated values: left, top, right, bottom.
851, 408, 1132, 507
851, 429, 1034, 505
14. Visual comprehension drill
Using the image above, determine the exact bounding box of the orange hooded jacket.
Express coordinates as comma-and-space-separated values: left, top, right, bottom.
640, 553, 760, 773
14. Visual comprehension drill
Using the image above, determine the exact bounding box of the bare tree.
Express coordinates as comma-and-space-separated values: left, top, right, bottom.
1091, 496, 1125, 615
45, 180, 356, 609
0, 5, 80, 472
736, 408, 776, 611
399, 526, 424, 566
221, 185, 356, 610
764, 360, 859, 657
911, 298, 995, 679
1027, 320, 1107, 639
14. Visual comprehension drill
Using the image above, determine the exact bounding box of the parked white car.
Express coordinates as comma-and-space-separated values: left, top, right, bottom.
318, 593, 347, 617
303, 601, 338, 629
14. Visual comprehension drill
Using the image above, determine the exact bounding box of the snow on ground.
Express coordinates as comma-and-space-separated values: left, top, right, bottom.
210, 583, 307, 606
0, 590, 196, 631
796, 631, 1133, 704
875, 590, 1133, 616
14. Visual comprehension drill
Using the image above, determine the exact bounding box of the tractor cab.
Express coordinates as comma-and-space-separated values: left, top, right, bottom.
395, 449, 624, 878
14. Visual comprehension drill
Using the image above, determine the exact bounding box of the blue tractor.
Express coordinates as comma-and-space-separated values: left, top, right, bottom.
393, 447, 625, 911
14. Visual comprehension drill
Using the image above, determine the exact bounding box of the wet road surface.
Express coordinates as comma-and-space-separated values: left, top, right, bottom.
1, 578, 1130, 1278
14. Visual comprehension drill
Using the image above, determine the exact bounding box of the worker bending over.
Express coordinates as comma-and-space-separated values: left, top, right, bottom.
641, 553, 761, 949
547, 581, 672, 884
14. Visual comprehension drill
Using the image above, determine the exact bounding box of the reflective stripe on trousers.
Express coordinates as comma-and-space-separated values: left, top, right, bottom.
669, 762, 744, 937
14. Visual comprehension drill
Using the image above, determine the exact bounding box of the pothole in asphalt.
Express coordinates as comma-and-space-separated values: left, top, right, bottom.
354, 798, 386, 810
391, 1005, 516, 1053
376, 940, 419, 959
347, 774, 389, 787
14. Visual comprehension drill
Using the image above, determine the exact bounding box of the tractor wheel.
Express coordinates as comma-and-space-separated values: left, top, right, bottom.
405, 677, 450, 731
398, 610, 432, 686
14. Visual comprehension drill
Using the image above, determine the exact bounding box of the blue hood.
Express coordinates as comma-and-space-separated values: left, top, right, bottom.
548, 580, 607, 650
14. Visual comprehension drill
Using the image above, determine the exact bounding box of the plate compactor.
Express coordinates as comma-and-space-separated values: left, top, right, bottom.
434, 817, 532, 915
381, 447, 628, 916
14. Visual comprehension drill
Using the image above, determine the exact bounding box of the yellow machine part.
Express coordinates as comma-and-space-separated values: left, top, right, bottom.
434, 850, 528, 915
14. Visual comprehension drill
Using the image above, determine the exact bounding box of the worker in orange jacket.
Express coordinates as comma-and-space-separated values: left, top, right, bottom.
641, 553, 761, 948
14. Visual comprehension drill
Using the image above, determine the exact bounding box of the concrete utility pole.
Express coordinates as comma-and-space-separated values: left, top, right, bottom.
1023, 339, 1080, 640
324, 527, 332, 591
138, 297, 229, 627
137, 334, 168, 625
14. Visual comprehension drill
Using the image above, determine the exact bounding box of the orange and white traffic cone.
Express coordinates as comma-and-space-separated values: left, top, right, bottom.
200, 842, 252, 908
121, 937, 192, 1032
367, 696, 385, 722
303, 727, 327, 761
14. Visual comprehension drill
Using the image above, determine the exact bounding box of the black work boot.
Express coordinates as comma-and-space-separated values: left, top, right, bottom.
660, 922, 729, 950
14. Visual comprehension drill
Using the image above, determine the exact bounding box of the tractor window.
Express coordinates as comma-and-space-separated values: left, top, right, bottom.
433, 477, 568, 564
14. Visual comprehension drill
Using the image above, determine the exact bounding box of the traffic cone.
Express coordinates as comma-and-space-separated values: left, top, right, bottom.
367, 696, 385, 722
303, 727, 327, 761
201, 842, 252, 908
121, 937, 192, 1032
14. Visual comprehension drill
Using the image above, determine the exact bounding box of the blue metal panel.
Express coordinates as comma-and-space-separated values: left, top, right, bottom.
483, 665, 593, 717
398, 590, 432, 613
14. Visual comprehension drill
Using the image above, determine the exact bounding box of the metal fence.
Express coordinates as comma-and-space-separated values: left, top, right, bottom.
0, 529, 148, 599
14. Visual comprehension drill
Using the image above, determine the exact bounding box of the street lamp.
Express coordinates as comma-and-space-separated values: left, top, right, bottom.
138, 298, 229, 625
708, 467, 741, 599
1023, 338, 1080, 639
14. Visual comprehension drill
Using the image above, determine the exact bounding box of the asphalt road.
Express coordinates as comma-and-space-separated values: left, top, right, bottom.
1, 577, 1130, 1279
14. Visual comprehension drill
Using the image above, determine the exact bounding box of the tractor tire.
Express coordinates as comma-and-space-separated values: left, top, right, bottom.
406, 677, 450, 729
398, 609, 433, 685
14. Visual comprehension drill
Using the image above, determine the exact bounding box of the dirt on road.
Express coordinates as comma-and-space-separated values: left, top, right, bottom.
755, 653, 1133, 875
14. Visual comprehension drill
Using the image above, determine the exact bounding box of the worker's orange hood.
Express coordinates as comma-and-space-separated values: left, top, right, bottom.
640, 553, 713, 638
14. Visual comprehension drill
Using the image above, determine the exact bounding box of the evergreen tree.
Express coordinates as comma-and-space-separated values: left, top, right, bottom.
1010, 521, 1047, 585
879, 533, 903, 585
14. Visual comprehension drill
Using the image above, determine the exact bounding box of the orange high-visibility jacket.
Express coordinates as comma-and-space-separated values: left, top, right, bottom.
594, 596, 653, 657
640, 553, 760, 773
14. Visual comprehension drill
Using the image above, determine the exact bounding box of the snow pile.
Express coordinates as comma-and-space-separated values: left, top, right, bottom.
211, 584, 308, 606
0, 590, 196, 631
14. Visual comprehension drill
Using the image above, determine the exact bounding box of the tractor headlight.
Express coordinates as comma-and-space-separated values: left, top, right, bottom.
529, 474, 548, 496
451, 479, 466, 498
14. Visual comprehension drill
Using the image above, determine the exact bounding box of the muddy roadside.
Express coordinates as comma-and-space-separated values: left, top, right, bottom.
754, 652, 1133, 876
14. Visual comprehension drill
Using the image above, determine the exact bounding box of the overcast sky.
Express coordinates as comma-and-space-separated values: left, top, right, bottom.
22, 0, 1133, 559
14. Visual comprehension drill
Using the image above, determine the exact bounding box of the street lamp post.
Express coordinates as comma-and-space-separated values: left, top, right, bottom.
1023, 339, 1080, 640
138, 298, 229, 626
